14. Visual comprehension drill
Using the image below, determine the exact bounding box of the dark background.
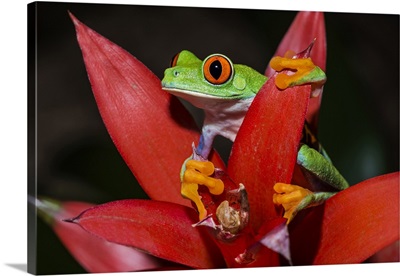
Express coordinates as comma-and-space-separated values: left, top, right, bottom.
29, 2, 399, 274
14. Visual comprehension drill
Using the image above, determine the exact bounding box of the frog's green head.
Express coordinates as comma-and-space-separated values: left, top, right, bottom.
161, 50, 267, 102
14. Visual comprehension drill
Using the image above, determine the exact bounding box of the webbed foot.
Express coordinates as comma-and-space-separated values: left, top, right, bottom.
270, 56, 326, 90
273, 183, 313, 223
181, 159, 224, 221
273, 183, 336, 223
269, 41, 326, 91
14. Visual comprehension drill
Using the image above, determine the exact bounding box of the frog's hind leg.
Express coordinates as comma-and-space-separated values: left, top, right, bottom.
273, 144, 349, 223
297, 144, 349, 192
273, 183, 335, 223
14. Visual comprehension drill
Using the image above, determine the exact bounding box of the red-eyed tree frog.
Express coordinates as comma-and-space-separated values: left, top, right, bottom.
161, 50, 349, 224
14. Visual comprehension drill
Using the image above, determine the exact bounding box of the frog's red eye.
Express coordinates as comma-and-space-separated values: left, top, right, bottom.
203, 54, 233, 85
170, 52, 180, 67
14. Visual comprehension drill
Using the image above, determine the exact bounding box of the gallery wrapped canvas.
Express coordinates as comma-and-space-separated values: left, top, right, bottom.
27, 1, 399, 275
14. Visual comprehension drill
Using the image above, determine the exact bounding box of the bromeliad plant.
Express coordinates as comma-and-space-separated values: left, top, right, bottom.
36, 11, 399, 272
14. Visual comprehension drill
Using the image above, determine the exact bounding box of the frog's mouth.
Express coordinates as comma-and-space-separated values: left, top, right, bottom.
161, 86, 227, 100
162, 86, 255, 114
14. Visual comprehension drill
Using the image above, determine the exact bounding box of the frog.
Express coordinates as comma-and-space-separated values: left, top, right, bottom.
161, 49, 349, 224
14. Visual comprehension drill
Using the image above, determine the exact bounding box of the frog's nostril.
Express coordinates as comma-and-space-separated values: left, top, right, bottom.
173, 70, 180, 77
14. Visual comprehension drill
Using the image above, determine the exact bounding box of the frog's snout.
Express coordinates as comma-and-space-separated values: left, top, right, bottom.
161, 69, 170, 86
161, 67, 181, 88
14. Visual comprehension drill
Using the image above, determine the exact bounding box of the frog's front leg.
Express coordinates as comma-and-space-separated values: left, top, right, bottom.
179, 140, 224, 221
196, 126, 217, 159
273, 144, 349, 223
177, 122, 219, 220
180, 158, 224, 221
270, 55, 326, 91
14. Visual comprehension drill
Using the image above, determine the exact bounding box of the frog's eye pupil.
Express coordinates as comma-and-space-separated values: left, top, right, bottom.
203, 54, 233, 85
209, 60, 222, 80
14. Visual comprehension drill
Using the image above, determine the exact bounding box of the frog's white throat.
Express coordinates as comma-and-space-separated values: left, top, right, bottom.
163, 86, 254, 143
201, 97, 254, 143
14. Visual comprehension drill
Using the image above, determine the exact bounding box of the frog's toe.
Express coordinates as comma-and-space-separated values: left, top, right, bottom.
273, 183, 313, 223
185, 160, 224, 195
181, 159, 225, 221
270, 56, 326, 90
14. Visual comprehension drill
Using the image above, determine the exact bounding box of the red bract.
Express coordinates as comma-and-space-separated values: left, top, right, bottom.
69, 12, 224, 208
35, 198, 167, 272
60, 11, 400, 272
265, 12, 326, 133
68, 199, 225, 268
290, 172, 399, 265
228, 77, 311, 233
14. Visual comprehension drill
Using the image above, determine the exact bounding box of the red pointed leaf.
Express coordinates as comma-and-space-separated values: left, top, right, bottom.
265, 11, 326, 133
37, 199, 165, 273
69, 199, 225, 269
228, 76, 311, 233
70, 13, 224, 206
290, 172, 399, 265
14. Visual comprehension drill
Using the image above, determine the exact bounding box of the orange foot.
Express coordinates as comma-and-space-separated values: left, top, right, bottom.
273, 183, 313, 224
181, 159, 224, 221
269, 55, 326, 90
